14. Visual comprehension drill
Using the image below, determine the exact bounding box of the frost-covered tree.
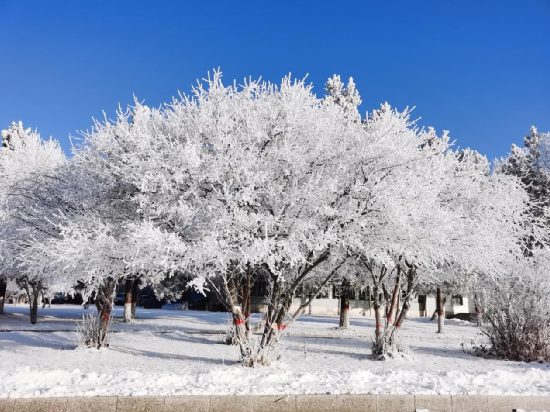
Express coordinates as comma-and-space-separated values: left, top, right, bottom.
71, 72, 530, 364
1, 128, 134, 332
18, 96, 209, 339
0, 122, 66, 324
15, 99, 204, 335
35, 72, 360, 364
497, 126, 550, 245
475, 127, 550, 359
1, 121, 25, 151
6, 71, 539, 366
325, 74, 362, 119
21, 198, 190, 339
181, 73, 359, 366
473, 251, 550, 361
345, 119, 532, 357
323, 74, 361, 330
428, 148, 499, 334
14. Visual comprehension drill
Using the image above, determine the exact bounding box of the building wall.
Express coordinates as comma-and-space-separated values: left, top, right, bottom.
250, 294, 473, 317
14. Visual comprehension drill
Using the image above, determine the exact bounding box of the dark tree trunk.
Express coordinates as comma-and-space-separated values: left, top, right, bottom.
182, 288, 190, 310
0, 279, 6, 315
21, 280, 41, 325
339, 278, 351, 328
123, 278, 133, 323
242, 264, 252, 331
29, 286, 39, 325
131, 278, 139, 318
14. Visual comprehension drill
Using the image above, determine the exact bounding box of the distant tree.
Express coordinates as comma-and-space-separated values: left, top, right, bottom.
325, 74, 362, 119
497, 126, 550, 248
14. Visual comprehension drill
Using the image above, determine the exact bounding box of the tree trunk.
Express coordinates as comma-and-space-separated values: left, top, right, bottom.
21, 280, 41, 325
183, 291, 189, 310
366, 286, 371, 312
339, 278, 351, 329
372, 267, 387, 341
371, 263, 417, 358
474, 293, 483, 327
123, 279, 133, 323
371, 283, 386, 355
387, 267, 401, 326
436, 288, 446, 334
131, 278, 139, 318
242, 264, 252, 331
95, 277, 115, 347
0, 279, 6, 315
227, 275, 253, 360
232, 310, 249, 350
209, 253, 335, 367
253, 253, 338, 367
389, 265, 416, 346
29, 285, 39, 325
308, 291, 313, 315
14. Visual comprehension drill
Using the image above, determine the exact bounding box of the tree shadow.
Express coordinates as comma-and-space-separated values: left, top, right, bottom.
0, 331, 76, 350
109, 344, 235, 365
154, 331, 220, 345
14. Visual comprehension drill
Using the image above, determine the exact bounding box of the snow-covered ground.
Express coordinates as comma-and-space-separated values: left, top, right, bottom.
1, 304, 549, 398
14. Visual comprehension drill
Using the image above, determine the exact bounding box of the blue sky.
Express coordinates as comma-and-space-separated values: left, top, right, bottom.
0, 1, 548, 161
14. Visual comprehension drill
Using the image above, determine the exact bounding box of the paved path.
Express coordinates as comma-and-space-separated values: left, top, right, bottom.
1, 394, 549, 412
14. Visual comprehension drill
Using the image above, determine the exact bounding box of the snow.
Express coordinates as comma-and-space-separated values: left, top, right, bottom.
1, 304, 549, 398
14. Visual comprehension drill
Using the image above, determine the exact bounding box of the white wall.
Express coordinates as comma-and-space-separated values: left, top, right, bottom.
251, 294, 473, 317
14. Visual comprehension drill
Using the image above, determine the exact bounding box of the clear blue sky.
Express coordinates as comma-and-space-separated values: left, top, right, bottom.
0, 1, 548, 161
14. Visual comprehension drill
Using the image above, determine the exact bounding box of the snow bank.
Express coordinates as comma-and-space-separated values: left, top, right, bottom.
2, 367, 550, 398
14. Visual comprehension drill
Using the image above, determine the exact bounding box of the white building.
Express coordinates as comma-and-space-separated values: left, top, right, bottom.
250, 283, 475, 318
